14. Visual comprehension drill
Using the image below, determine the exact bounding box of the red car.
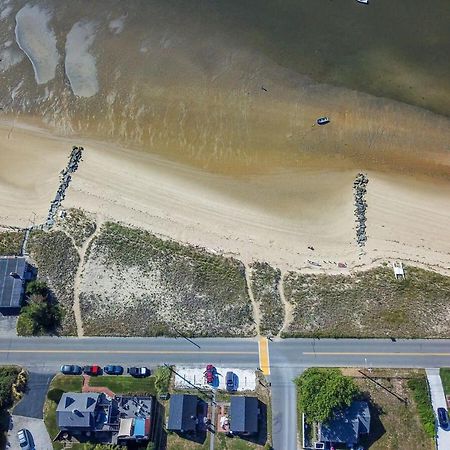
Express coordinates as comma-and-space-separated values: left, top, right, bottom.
204, 364, 216, 384
83, 365, 101, 376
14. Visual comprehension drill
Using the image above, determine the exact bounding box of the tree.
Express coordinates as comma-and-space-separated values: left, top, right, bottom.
17, 294, 62, 336
295, 368, 358, 424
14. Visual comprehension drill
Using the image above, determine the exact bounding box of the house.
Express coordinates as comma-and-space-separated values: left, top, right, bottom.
56, 393, 155, 444
0, 257, 26, 311
56, 393, 112, 433
230, 396, 259, 435
167, 394, 204, 433
319, 400, 371, 446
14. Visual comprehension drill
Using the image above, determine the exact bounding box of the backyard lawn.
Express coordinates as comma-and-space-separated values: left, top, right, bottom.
88, 375, 156, 395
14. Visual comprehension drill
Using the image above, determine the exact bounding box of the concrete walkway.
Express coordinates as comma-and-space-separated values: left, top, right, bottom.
426, 368, 450, 450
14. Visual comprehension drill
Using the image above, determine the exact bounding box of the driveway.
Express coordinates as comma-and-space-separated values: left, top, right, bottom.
6, 415, 52, 450
0, 313, 17, 337
13, 372, 53, 419
426, 368, 450, 450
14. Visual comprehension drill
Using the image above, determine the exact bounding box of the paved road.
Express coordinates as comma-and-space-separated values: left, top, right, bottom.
426, 368, 450, 450
2, 336, 450, 450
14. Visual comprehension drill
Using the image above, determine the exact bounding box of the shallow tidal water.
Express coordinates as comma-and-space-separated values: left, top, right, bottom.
0, 0, 449, 179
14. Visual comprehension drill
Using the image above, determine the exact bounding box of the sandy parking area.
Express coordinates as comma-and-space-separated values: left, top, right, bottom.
6, 415, 52, 450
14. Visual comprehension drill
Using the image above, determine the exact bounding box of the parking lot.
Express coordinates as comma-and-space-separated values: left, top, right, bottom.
174, 366, 256, 391
6, 415, 52, 450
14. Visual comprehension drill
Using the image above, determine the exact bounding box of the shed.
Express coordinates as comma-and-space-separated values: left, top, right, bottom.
230, 396, 259, 435
0, 257, 26, 310
167, 394, 199, 432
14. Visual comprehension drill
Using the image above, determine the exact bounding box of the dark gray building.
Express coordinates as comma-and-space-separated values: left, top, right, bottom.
167, 394, 201, 433
0, 257, 26, 311
230, 396, 259, 435
319, 400, 371, 446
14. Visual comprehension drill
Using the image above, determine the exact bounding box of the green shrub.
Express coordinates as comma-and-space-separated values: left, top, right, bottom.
16, 314, 35, 336
408, 378, 436, 438
25, 280, 49, 297
0, 367, 20, 409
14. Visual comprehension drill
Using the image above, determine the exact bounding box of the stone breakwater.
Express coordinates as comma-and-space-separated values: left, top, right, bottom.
353, 173, 369, 247
45, 146, 83, 229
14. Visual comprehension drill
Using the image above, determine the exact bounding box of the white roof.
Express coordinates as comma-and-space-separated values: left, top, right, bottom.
118, 418, 133, 437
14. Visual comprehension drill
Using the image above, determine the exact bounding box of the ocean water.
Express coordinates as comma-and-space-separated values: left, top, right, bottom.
0, 0, 449, 177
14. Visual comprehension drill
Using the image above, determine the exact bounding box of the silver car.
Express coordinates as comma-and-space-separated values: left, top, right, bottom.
17, 428, 34, 450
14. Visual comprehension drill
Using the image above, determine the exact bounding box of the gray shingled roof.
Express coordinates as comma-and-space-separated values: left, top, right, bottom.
319, 400, 371, 445
56, 393, 100, 429
167, 394, 198, 432
0, 257, 26, 308
230, 396, 259, 434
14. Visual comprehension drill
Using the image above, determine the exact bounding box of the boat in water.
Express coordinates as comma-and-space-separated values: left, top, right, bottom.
356, 0, 369, 4
316, 116, 330, 125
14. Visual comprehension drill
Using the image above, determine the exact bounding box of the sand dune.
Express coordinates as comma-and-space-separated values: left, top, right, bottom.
0, 121, 449, 276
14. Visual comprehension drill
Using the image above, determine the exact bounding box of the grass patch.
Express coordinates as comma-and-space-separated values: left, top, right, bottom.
440, 368, 450, 398
79, 222, 255, 337
408, 377, 436, 439
57, 208, 96, 248
283, 265, 450, 338
28, 230, 80, 335
88, 375, 156, 395
44, 375, 83, 450
0, 230, 24, 256
166, 432, 210, 449
249, 262, 284, 336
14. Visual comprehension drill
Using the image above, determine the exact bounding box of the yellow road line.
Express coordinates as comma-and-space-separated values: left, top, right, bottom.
258, 337, 270, 375
303, 352, 450, 357
0, 349, 257, 355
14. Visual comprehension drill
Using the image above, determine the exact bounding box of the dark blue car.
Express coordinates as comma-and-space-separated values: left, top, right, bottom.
438, 407, 449, 429
103, 365, 124, 375
225, 371, 239, 392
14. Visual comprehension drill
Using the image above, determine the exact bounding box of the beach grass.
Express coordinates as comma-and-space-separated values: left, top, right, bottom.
57, 208, 96, 248
282, 265, 450, 338
28, 230, 80, 335
0, 231, 24, 256
79, 222, 255, 337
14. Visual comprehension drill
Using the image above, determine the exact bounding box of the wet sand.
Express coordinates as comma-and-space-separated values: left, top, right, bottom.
1, 121, 449, 275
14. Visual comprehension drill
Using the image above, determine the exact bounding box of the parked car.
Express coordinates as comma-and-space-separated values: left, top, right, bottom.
437, 407, 449, 429
17, 428, 34, 450
225, 371, 238, 392
159, 392, 170, 401
60, 365, 82, 375
83, 365, 101, 376
104, 365, 124, 375
204, 364, 216, 384
127, 367, 151, 378
316, 116, 330, 125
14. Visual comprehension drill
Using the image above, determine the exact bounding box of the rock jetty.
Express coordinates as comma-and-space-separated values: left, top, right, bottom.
45, 146, 83, 229
353, 173, 369, 246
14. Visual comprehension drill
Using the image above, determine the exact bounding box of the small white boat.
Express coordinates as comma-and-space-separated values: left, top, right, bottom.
356, 0, 369, 4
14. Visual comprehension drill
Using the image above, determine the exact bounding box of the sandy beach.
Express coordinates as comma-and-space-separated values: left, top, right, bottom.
1, 121, 449, 276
